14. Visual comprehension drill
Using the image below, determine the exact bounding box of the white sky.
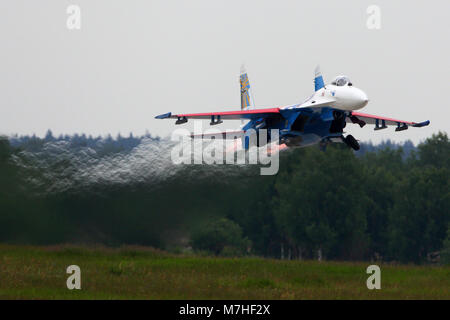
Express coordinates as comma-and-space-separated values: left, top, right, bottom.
0, 0, 448, 144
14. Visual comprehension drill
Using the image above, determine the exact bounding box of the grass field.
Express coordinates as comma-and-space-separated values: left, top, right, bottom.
0, 245, 448, 299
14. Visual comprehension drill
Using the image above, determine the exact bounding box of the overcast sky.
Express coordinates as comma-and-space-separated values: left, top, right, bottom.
0, 0, 448, 144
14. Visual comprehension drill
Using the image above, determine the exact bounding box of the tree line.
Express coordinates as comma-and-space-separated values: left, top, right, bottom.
0, 131, 448, 264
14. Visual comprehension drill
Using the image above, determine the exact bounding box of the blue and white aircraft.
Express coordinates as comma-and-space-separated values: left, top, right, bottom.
156, 66, 429, 151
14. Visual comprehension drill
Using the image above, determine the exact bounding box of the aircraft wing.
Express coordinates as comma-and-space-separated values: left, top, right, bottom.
348, 111, 430, 131
190, 130, 245, 139
155, 108, 281, 124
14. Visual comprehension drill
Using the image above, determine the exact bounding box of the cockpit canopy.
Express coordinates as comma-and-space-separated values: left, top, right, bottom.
331, 76, 352, 87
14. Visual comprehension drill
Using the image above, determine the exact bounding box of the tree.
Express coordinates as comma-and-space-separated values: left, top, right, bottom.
417, 132, 449, 168
388, 167, 449, 263
441, 225, 450, 265
44, 129, 55, 142
190, 218, 250, 256
273, 145, 369, 260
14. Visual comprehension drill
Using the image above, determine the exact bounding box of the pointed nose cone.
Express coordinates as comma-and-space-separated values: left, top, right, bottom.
356, 89, 369, 108
361, 95, 369, 108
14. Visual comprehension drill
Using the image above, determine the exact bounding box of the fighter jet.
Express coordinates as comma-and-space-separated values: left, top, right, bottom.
155, 66, 429, 151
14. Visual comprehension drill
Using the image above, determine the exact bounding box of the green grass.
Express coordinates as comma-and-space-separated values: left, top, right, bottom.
0, 245, 448, 299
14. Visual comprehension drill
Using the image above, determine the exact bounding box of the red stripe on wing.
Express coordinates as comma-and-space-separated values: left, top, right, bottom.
173, 108, 280, 119
351, 111, 415, 125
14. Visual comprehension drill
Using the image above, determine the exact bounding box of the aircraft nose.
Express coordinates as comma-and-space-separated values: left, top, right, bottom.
356, 89, 369, 108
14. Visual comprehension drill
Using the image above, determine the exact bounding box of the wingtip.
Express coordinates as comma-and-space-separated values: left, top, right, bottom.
155, 112, 172, 119
412, 120, 430, 127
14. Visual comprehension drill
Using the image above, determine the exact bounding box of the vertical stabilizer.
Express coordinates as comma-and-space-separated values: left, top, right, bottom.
240, 65, 255, 110
314, 65, 325, 91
